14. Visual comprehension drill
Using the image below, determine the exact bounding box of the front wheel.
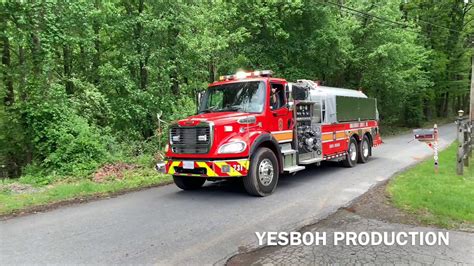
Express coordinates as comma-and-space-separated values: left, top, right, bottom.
173, 175, 206, 190
243, 147, 279, 197
342, 137, 358, 167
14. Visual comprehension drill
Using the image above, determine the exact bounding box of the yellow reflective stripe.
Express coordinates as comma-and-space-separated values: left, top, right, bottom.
322, 132, 347, 141
196, 161, 218, 177
214, 161, 240, 176
168, 161, 181, 175
227, 163, 243, 176
187, 173, 202, 177
336, 132, 346, 139
168, 160, 249, 177
214, 161, 229, 174
238, 160, 249, 170
271, 131, 293, 142
322, 133, 333, 141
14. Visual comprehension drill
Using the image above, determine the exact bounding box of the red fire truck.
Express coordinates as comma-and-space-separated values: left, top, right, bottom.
160, 70, 382, 196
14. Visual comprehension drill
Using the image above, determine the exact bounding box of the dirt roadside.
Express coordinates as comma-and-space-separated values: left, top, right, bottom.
0, 180, 173, 221
345, 180, 424, 226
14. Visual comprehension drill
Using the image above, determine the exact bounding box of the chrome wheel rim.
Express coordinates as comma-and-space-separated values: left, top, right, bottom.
258, 158, 274, 186
363, 141, 369, 157
349, 142, 357, 161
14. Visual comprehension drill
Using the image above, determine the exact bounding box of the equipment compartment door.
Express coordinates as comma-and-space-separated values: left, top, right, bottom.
321, 124, 348, 156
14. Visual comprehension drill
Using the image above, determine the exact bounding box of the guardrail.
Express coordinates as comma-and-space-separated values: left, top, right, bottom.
456, 111, 473, 175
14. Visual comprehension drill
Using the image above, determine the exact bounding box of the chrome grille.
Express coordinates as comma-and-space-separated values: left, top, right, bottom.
170, 125, 211, 154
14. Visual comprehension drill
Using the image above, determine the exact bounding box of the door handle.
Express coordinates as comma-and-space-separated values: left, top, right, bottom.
272, 110, 289, 117
273, 112, 284, 117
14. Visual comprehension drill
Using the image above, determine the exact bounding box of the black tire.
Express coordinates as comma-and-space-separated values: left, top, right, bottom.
173, 175, 206, 190
243, 147, 279, 197
358, 135, 371, 163
342, 137, 358, 167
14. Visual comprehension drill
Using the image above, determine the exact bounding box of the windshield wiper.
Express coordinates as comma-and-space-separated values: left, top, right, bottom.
199, 106, 218, 113
216, 106, 242, 112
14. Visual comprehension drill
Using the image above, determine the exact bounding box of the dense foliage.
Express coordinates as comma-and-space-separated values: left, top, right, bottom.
1, 0, 472, 178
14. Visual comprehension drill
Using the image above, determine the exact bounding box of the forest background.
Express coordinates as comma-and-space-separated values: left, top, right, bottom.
1, 0, 472, 181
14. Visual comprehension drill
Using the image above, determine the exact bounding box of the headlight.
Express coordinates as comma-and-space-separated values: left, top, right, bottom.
218, 141, 247, 154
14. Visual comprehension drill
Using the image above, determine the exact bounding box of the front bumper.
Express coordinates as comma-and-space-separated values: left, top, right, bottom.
163, 159, 249, 178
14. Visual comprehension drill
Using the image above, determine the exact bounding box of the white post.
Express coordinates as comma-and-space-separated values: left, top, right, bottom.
464, 122, 469, 167
464, 0, 473, 167
457, 112, 465, 175
470, 54, 473, 122
157, 112, 162, 152
434, 124, 438, 174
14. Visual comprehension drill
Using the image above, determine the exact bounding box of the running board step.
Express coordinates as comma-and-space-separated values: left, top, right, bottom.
281, 149, 297, 155
283, 165, 305, 173
299, 158, 323, 165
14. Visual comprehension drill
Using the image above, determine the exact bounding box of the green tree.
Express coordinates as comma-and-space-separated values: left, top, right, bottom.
0, 0, 472, 178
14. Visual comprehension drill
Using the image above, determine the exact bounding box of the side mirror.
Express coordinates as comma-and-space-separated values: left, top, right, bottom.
197, 91, 204, 104
196, 90, 205, 113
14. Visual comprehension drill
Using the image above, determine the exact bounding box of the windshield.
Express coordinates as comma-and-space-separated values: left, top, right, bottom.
199, 81, 266, 113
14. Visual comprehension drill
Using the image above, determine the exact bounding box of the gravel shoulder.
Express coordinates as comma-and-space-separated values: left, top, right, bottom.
227, 209, 474, 265
227, 181, 474, 265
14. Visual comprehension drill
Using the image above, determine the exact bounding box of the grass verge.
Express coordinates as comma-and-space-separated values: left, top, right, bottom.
387, 142, 474, 229
0, 166, 171, 217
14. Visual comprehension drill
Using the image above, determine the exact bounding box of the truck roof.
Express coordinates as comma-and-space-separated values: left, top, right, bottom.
294, 79, 368, 98
209, 77, 287, 87
209, 77, 367, 100
313, 85, 367, 98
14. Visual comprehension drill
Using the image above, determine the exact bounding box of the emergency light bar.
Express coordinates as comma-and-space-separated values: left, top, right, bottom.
219, 70, 273, 81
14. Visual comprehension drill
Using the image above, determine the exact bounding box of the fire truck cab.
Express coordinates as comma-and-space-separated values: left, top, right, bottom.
162, 70, 382, 196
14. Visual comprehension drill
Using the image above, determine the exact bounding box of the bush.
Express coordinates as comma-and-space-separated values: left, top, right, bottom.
22, 83, 113, 177
19, 172, 56, 186
40, 115, 112, 176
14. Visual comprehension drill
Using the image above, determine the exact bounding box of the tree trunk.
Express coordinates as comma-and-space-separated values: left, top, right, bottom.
2, 35, 14, 106
169, 25, 180, 95
170, 68, 179, 95
208, 59, 216, 83
140, 55, 148, 90
135, 0, 147, 91
444, 92, 450, 116
63, 44, 74, 94
470, 55, 474, 121
93, 0, 101, 85
18, 45, 27, 101
30, 33, 42, 75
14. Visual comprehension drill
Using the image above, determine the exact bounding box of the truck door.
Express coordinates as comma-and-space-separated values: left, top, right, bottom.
268, 81, 293, 143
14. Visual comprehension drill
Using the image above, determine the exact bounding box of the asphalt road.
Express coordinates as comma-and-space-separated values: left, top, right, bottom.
229, 210, 474, 265
0, 123, 457, 265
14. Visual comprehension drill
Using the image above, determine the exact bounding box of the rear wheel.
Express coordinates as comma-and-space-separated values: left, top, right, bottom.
342, 137, 358, 167
243, 147, 279, 197
358, 135, 371, 163
173, 175, 206, 190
